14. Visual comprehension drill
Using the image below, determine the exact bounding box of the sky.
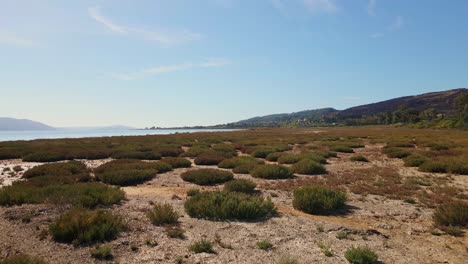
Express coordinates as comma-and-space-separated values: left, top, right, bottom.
1, 0, 468, 128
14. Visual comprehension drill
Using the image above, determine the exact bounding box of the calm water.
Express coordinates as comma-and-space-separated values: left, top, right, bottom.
0, 128, 238, 142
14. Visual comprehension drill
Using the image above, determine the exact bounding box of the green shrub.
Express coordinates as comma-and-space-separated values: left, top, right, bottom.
161, 157, 191, 168
91, 244, 113, 260
232, 163, 258, 174
181, 169, 234, 185
152, 161, 173, 173
277, 154, 302, 164
251, 148, 276, 159
0, 182, 124, 208
299, 153, 328, 164
350, 156, 369, 162
181, 146, 210, 157
266, 152, 283, 162
218, 156, 264, 169
49, 208, 126, 245
111, 150, 161, 160
383, 147, 411, 159
95, 160, 167, 186
403, 155, 427, 167
190, 239, 215, 254
23, 161, 88, 179
0, 255, 47, 264
447, 159, 468, 175
22, 152, 68, 162
430, 144, 450, 151
224, 179, 257, 193
344, 246, 378, 264
257, 240, 273, 250
187, 188, 201, 196
419, 161, 448, 173
147, 203, 179, 225
330, 146, 354, 153
184, 191, 276, 220
293, 185, 347, 215
194, 152, 225, 165
291, 159, 326, 175
155, 147, 184, 157
251, 165, 293, 179
433, 201, 468, 227
165, 226, 185, 239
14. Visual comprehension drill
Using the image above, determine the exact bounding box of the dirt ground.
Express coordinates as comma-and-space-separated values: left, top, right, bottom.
0, 144, 467, 264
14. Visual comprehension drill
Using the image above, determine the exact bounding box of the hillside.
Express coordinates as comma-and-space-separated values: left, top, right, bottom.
223, 88, 468, 128
0, 118, 54, 131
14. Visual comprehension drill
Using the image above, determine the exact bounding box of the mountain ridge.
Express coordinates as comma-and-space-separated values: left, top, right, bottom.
0, 117, 55, 131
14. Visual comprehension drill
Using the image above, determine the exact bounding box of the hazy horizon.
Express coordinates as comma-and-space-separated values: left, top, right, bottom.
2, 0, 468, 127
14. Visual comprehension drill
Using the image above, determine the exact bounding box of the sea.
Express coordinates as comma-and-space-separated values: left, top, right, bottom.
0, 128, 238, 142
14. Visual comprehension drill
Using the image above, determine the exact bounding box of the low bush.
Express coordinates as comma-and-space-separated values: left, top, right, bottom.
251, 148, 277, 159
111, 150, 161, 160
383, 147, 411, 159
403, 155, 427, 167
257, 240, 273, 250
181, 146, 210, 157
91, 244, 113, 260
95, 160, 168, 186
224, 179, 257, 193
430, 144, 450, 151
186, 188, 201, 196
161, 157, 191, 168
293, 185, 347, 215
0, 255, 47, 264
447, 159, 468, 175
49, 208, 126, 245
277, 154, 302, 164
190, 239, 215, 254
184, 191, 276, 220
299, 153, 328, 164
147, 203, 179, 225
251, 165, 293, 179
433, 201, 468, 227
266, 152, 283, 162
22, 152, 68, 162
23, 161, 88, 179
218, 156, 264, 169
152, 161, 173, 173
350, 156, 369, 162
155, 147, 184, 157
181, 169, 233, 185
194, 152, 225, 165
330, 146, 354, 153
232, 163, 258, 174
344, 246, 378, 264
0, 182, 124, 208
418, 161, 448, 173
291, 159, 326, 175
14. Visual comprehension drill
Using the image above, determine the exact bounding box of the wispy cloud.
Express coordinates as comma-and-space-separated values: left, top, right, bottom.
88, 6, 200, 46
0, 31, 36, 47
390, 16, 404, 31
367, 0, 376, 16
303, 0, 338, 14
370, 33, 384, 38
116, 58, 230, 80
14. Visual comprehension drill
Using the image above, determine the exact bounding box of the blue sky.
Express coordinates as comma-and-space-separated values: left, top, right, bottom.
1, 0, 468, 127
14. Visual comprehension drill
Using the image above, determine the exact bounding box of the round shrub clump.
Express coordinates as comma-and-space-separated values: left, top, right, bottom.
293, 185, 346, 215
291, 159, 327, 175
277, 154, 302, 164
251, 164, 293, 179
330, 146, 354, 153
194, 152, 226, 165
22, 152, 68, 162
344, 246, 378, 264
111, 150, 161, 160
181, 169, 234, 185
94, 160, 163, 186
218, 156, 264, 169
49, 208, 126, 245
265, 152, 283, 162
382, 147, 411, 159
184, 191, 276, 220
224, 179, 257, 193
350, 156, 369, 162
418, 161, 448, 173
251, 148, 276, 159
232, 163, 259, 174
161, 157, 192, 168
403, 155, 427, 167
147, 203, 179, 225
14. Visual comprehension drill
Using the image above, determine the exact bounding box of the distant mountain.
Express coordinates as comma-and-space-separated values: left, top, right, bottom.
0, 118, 55, 131
223, 88, 468, 128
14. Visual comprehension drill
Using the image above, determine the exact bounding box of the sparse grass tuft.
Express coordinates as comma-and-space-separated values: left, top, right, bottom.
165, 226, 185, 239
257, 240, 273, 250
344, 246, 378, 264
91, 244, 113, 260
433, 201, 468, 228
190, 239, 215, 254
147, 203, 179, 225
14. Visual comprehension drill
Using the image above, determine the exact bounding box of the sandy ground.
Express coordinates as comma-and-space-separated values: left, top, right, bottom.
0, 144, 467, 264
